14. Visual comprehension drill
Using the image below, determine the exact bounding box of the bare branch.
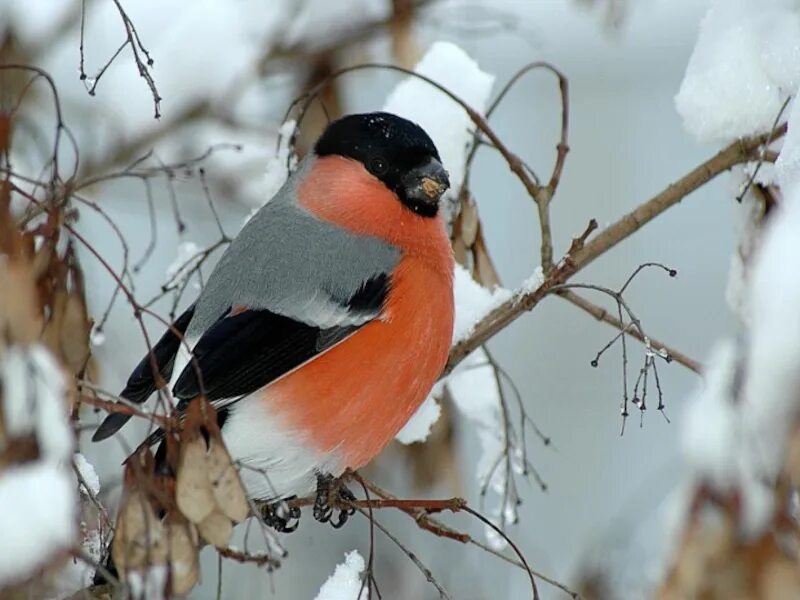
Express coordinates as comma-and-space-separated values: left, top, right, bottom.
446, 126, 785, 375
558, 289, 702, 374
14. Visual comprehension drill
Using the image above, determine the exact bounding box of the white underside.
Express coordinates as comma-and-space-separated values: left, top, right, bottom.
220, 392, 345, 501
169, 335, 345, 501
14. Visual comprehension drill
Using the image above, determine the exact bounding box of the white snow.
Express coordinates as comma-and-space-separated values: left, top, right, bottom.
128, 564, 168, 600
448, 349, 514, 550
776, 95, 800, 193
284, 0, 389, 50
73, 453, 101, 497
0, 345, 79, 587
1, 345, 73, 463
451, 264, 512, 343
313, 550, 367, 600
383, 41, 495, 224
89, 326, 106, 347
724, 170, 763, 321
675, 0, 800, 142
448, 351, 506, 480
521, 266, 545, 292
0, 463, 77, 586
681, 62, 800, 534
741, 170, 800, 512
746, 65, 800, 486
682, 343, 740, 488
395, 385, 443, 444
260, 119, 298, 208
684, 179, 800, 534
165, 240, 202, 283
49, 528, 103, 600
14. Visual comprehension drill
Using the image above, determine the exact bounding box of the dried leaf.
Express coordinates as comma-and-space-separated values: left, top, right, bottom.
458, 198, 479, 248
760, 558, 800, 600
452, 237, 469, 267
785, 428, 800, 486
472, 228, 501, 288
175, 433, 216, 524
207, 436, 249, 523
113, 489, 168, 577
0, 112, 10, 157
30, 244, 53, 281
59, 293, 90, 374
196, 509, 233, 548
0, 261, 41, 345
40, 289, 66, 358
167, 519, 199, 596
390, 0, 420, 68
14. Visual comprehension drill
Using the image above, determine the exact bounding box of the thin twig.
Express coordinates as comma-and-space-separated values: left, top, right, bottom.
558, 290, 701, 373
446, 126, 785, 375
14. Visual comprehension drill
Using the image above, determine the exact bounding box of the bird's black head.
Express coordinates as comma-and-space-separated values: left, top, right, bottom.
314, 112, 450, 217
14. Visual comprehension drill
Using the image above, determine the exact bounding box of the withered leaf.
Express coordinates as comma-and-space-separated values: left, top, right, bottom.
112, 489, 169, 577
0, 261, 41, 345
30, 244, 53, 281
472, 228, 501, 288
41, 289, 66, 358
167, 518, 199, 596
785, 428, 800, 486
196, 509, 233, 548
459, 197, 479, 248
60, 292, 90, 374
207, 436, 249, 523
175, 433, 216, 524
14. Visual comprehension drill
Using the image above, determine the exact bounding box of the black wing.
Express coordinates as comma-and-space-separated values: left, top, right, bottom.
91, 305, 195, 442
171, 308, 357, 404
173, 272, 391, 405
97, 273, 390, 447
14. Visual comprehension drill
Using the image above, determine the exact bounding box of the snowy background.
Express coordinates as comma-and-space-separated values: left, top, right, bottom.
3, 0, 797, 598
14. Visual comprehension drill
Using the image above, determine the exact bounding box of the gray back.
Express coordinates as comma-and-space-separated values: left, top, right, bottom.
188, 157, 401, 337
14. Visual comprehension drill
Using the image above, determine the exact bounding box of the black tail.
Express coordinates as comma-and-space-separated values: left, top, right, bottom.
92, 305, 195, 442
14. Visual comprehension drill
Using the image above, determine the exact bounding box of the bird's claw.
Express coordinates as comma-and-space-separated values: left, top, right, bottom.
261, 496, 301, 533
314, 473, 356, 528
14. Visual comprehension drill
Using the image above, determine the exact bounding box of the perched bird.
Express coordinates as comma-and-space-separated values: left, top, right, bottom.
94, 112, 454, 520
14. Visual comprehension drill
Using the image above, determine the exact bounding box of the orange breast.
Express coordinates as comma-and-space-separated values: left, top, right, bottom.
266, 254, 453, 467
262, 154, 455, 468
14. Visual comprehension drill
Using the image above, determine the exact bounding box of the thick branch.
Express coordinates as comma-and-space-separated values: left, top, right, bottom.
446, 128, 783, 374
569, 130, 783, 271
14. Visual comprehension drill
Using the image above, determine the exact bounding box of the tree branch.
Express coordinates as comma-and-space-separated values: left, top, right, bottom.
446, 127, 784, 374
557, 289, 702, 374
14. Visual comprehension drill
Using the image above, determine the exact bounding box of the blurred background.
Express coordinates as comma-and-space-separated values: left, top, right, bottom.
1, 1, 732, 598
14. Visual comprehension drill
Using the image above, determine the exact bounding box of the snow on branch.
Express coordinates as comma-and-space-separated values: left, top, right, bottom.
313, 550, 367, 600
658, 2, 800, 596
676, 0, 800, 143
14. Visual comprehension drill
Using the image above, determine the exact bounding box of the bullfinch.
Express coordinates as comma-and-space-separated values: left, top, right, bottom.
93, 112, 455, 523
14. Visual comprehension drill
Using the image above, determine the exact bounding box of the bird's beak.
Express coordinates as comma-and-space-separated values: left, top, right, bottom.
402, 157, 450, 213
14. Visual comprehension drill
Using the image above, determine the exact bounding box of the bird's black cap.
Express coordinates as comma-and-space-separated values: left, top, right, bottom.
314, 112, 449, 217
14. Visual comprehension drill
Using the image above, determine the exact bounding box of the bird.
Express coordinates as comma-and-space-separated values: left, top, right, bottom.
93, 111, 455, 525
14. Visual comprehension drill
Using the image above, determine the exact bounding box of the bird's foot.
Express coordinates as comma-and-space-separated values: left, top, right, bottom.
313, 472, 356, 528
261, 496, 301, 533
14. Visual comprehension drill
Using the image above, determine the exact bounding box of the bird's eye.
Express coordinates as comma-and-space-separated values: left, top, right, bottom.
369, 157, 388, 175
